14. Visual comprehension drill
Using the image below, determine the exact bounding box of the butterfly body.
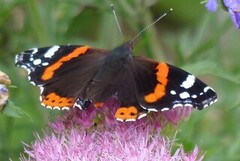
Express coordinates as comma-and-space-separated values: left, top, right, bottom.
15, 42, 217, 121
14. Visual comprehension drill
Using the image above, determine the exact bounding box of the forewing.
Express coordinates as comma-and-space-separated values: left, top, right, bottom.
133, 56, 217, 112
15, 45, 108, 109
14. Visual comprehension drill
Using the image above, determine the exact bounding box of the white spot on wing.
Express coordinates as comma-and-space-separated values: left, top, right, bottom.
53, 107, 61, 110
180, 75, 195, 89
173, 104, 183, 108
191, 95, 197, 98
44, 46, 60, 58
26, 68, 31, 74
15, 55, 19, 64
161, 107, 169, 111
46, 106, 52, 109
170, 90, 176, 95
39, 87, 44, 101
31, 48, 38, 54
33, 59, 41, 65
203, 104, 208, 108
204, 86, 214, 93
204, 86, 210, 92
209, 101, 214, 105
148, 108, 158, 112
29, 80, 36, 86
116, 118, 124, 122
138, 113, 147, 119
42, 62, 49, 66
179, 92, 190, 99
62, 107, 70, 110
125, 118, 136, 122
74, 101, 82, 110
184, 103, 193, 107
39, 87, 44, 94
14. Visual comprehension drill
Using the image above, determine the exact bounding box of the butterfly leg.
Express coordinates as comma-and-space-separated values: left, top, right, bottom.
73, 98, 92, 110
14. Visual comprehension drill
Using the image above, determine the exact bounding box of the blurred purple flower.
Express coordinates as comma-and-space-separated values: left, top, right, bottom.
206, 0, 218, 12
0, 84, 8, 94
19, 97, 204, 160
205, 0, 240, 28
223, 0, 240, 28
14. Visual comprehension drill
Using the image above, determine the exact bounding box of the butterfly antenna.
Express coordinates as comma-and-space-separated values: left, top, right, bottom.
130, 8, 173, 45
111, 4, 123, 39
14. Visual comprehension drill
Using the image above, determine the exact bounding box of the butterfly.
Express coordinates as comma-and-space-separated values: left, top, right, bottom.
15, 41, 217, 122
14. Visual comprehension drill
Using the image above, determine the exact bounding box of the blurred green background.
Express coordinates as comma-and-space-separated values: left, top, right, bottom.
1, 0, 240, 160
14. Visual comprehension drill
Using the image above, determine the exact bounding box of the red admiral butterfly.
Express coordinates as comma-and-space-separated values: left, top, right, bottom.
15, 41, 217, 122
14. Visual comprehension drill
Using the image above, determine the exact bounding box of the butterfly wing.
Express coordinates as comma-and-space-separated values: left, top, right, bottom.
133, 56, 217, 112
16, 45, 108, 110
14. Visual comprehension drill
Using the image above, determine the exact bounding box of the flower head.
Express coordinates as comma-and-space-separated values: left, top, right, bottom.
20, 96, 204, 160
21, 116, 204, 161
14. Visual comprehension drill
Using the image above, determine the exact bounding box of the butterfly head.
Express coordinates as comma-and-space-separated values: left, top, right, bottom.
110, 41, 133, 62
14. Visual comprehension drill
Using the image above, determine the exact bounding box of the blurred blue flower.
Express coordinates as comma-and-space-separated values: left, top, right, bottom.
223, 0, 240, 28
206, 0, 240, 29
206, 0, 218, 12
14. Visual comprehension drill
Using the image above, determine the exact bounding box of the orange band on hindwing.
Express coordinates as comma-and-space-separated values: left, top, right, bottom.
115, 106, 138, 121
42, 92, 75, 108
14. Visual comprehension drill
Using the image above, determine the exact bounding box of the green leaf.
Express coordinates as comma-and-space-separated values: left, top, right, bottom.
2, 99, 32, 120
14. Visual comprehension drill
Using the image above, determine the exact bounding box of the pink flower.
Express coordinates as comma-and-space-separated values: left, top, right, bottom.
21, 124, 204, 161
20, 98, 204, 160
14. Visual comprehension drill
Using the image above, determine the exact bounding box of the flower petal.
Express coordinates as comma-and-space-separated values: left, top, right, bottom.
228, 9, 240, 28
223, 0, 240, 11
206, 0, 219, 12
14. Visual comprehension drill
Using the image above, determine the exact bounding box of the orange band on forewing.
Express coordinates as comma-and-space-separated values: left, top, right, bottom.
41, 46, 90, 81
42, 92, 75, 108
144, 62, 169, 103
156, 63, 169, 84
